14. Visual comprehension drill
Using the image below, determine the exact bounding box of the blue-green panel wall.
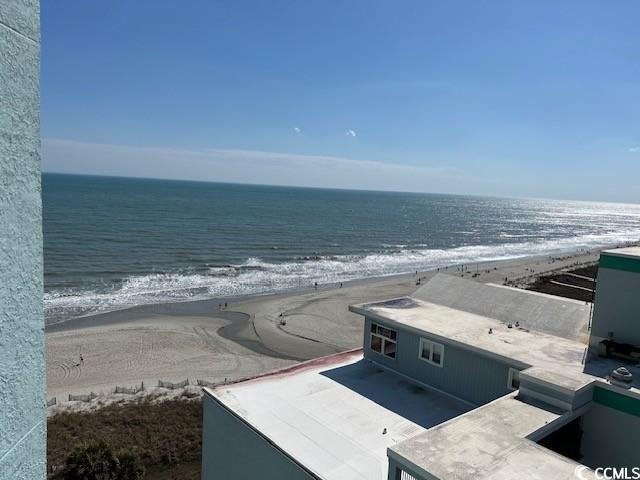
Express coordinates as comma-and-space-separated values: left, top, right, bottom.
591, 264, 640, 346
0, 1, 45, 478
364, 317, 514, 406
202, 394, 317, 480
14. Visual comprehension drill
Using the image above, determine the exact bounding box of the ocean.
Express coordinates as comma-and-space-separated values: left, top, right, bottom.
43, 173, 640, 324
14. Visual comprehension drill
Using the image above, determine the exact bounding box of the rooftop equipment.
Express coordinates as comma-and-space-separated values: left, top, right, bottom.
609, 366, 633, 389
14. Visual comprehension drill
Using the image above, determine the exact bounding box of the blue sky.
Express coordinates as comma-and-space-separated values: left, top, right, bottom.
42, 1, 640, 202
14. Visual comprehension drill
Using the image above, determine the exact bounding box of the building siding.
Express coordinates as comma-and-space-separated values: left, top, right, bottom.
0, 1, 45, 479
599, 253, 640, 274
364, 317, 514, 406
591, 266, 640, 346
202, 393, 317, 480
581, 401, 640, 469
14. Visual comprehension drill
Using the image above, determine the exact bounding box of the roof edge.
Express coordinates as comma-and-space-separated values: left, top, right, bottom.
205, 347, 364, 395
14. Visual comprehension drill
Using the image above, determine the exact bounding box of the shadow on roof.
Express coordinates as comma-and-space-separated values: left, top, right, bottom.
320, 359, 471, 429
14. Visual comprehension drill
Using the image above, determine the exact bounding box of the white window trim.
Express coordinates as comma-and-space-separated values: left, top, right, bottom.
370, 323, 397, 359
508, 367, 520, 391
418, 338, 444, 368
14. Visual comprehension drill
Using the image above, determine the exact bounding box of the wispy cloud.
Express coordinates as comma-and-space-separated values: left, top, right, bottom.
42, 138, 473, 194
293, 127, 301, 134
346, 129, 357, 137
629, 147, 639, 153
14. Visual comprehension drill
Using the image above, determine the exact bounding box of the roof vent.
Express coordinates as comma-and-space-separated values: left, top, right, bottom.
609, 366, 633, 389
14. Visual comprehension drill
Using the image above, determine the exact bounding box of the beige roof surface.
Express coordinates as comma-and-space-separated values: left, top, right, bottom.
602, 245, 640, 259
390, 395, 597, 480
411, 274, 590, 341
350, 296, 587, 372
206, 350, 470, 480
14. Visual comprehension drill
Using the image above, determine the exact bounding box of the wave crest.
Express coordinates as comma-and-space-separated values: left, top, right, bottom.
44, 229, 640, 324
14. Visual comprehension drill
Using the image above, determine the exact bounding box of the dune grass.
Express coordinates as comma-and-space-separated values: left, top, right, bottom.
47, 397, 202, 479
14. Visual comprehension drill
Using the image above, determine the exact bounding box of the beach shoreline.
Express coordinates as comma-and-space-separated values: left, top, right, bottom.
45, 243, 617, 332
45, 243, 631, 410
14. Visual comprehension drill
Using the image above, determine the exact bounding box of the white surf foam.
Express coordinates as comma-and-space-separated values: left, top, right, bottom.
44, 228, 640, 324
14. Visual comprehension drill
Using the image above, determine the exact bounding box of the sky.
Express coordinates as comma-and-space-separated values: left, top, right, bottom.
42, 1, 640, 202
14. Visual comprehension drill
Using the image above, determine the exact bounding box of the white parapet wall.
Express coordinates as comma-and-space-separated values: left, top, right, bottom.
0, 1, 44, 478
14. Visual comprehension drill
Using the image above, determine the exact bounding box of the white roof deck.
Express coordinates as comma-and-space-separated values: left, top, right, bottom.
351, 296, 588, 374
204, 349, 471, 480
411, 274, 590, 341
602, 245, 640, 259
351, 292, 640, 392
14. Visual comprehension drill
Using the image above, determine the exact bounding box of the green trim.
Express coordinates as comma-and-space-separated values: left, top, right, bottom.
593, 387, 640, 418
600, 253, 640, 274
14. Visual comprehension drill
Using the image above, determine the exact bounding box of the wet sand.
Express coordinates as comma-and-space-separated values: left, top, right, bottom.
46, 247, 607, 402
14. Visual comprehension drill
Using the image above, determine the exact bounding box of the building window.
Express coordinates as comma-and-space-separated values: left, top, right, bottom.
370, 323, 397, 359
508, 368, 520, 391
419, 338, 444, 367
396, 468, 419, 480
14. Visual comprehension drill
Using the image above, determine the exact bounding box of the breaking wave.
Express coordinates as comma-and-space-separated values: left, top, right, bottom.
44, 228, 640, 324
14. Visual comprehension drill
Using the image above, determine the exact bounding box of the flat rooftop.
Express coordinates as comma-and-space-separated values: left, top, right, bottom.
205, 350, 471, 480
205, 272, 639, 479
351, 296, 588, 374
390, 395, 597, 480
352, 292, 640, 394
602, 245, 640, 259
349, 278, 638, 479
411, 273, 590, 341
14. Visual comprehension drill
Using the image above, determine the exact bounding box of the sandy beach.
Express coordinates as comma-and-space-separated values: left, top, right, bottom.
46, 248, 605, 404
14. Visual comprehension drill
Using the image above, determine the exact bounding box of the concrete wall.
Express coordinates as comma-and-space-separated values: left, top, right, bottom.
591, 262, 640, 346
364, 317, 514, 406
202, 393, 317, 480
580, 401, 640, 469
0, 1, 44, 479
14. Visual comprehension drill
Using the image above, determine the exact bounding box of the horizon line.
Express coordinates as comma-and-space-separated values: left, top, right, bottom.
40, 170, 640, 207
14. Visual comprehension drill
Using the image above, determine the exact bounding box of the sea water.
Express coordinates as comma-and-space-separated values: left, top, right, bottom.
43, 173, 640, 324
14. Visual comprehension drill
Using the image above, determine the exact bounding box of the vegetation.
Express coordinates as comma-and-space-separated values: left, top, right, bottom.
525, 263, 598, 302
48, 398, 202, 480
61, 442, 144, 480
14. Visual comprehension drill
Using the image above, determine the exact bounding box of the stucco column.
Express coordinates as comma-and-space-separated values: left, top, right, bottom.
0, 1, 45, 478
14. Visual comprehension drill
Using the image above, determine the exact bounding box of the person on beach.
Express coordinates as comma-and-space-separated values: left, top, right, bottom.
79, 354, 84, 365
224, 301, 228, 309
314, 282, 318, 289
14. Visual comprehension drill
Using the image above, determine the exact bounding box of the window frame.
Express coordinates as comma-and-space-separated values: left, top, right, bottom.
508, 367, 520, 391
369, 322, 397, 359
418, 338, 444, 368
